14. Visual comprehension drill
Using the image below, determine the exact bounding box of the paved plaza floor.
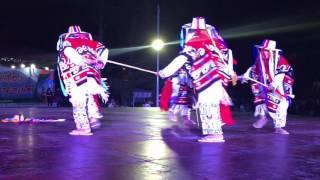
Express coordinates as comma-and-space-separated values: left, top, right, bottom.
0, 107, 319, 179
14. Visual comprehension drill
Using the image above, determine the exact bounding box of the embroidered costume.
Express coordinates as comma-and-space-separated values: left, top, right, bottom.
57, 25, 109, 135
159, 17, 236, 142
242, 39, 294, 134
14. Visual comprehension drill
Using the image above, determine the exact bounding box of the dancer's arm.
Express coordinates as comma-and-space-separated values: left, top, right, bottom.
158, 55, 188, 78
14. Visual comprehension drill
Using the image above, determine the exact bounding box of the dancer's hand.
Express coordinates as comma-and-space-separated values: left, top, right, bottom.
231, 74, 238, 86
155, 71, 163, 78
240, 77, 248, 84
95, 61, 105, 69
240, 67, 252, 84
101, 92, 109, 104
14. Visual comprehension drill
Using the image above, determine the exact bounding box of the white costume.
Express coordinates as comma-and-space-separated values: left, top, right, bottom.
242, 39, 294, 134
57, 25, 109, 135
159, 17, 236, 142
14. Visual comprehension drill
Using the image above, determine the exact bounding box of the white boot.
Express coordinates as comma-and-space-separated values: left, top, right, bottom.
90, 118, 101, 129
252, 116, 268, 128
69, 129, 93, 136
274, 128, 290, 135
198, 134, 225, 143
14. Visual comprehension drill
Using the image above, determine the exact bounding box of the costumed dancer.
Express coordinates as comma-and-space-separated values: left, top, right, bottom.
160, 64, 194, 125
159, 22, 198, 125
241, 39, 294, 134
158, 17, 236, 143
182, 18, 238, 126
57, 25, 109, 135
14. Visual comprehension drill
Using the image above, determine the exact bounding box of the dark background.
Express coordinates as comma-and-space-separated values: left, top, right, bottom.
0, 0, 319, 113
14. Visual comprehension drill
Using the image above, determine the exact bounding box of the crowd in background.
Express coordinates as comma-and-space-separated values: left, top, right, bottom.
42, 80, 320, 117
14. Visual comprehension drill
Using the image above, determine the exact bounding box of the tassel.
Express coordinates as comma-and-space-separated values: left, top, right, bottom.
159, 79, 173, 111
220, 104, 235, 125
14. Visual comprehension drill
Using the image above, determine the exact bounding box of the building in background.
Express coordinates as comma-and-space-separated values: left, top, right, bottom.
0, 65, 54, 102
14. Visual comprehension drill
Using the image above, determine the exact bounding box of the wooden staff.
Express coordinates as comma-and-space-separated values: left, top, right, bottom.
239, 76, 295, 99
238, 75, 268, 88
106, 60, 157, 75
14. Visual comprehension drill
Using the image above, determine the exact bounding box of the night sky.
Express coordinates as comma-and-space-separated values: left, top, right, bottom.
0, 0, 319, 105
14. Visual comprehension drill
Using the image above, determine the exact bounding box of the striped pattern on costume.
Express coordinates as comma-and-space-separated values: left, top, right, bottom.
191, 54, 221, 92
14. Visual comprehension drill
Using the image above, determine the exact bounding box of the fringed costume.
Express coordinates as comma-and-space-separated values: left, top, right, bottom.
57, 25, 109, 135
242, 39, 294, 134
159, 17, 237, 142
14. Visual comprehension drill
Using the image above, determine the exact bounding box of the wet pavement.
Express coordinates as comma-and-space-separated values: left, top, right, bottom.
0, 107, 319, 179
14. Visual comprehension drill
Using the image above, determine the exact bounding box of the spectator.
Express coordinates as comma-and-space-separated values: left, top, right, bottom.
41, 87, 47, 104
46, 88, 54, 106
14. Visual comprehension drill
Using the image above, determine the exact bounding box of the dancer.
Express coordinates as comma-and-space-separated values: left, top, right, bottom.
241, 39, 294, 134
160, 65, 194, 125
158, 17, 236, 142
57, 25, 109, 135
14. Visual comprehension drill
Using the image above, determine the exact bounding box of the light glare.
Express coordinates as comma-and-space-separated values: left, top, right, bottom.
152, 39, 164, 51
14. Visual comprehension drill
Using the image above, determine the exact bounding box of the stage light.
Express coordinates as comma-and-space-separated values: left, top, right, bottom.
20, 64, 26, 68
151, 39, 164, 51
44, 67, 49, 70
11, 65, 16, 69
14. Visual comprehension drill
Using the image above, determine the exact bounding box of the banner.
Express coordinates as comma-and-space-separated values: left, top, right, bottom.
0, 66, 54, 100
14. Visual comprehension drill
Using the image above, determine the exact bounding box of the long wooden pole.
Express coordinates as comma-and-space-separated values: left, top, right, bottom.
239, 75, 295, 99
106, 60, 157, 75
